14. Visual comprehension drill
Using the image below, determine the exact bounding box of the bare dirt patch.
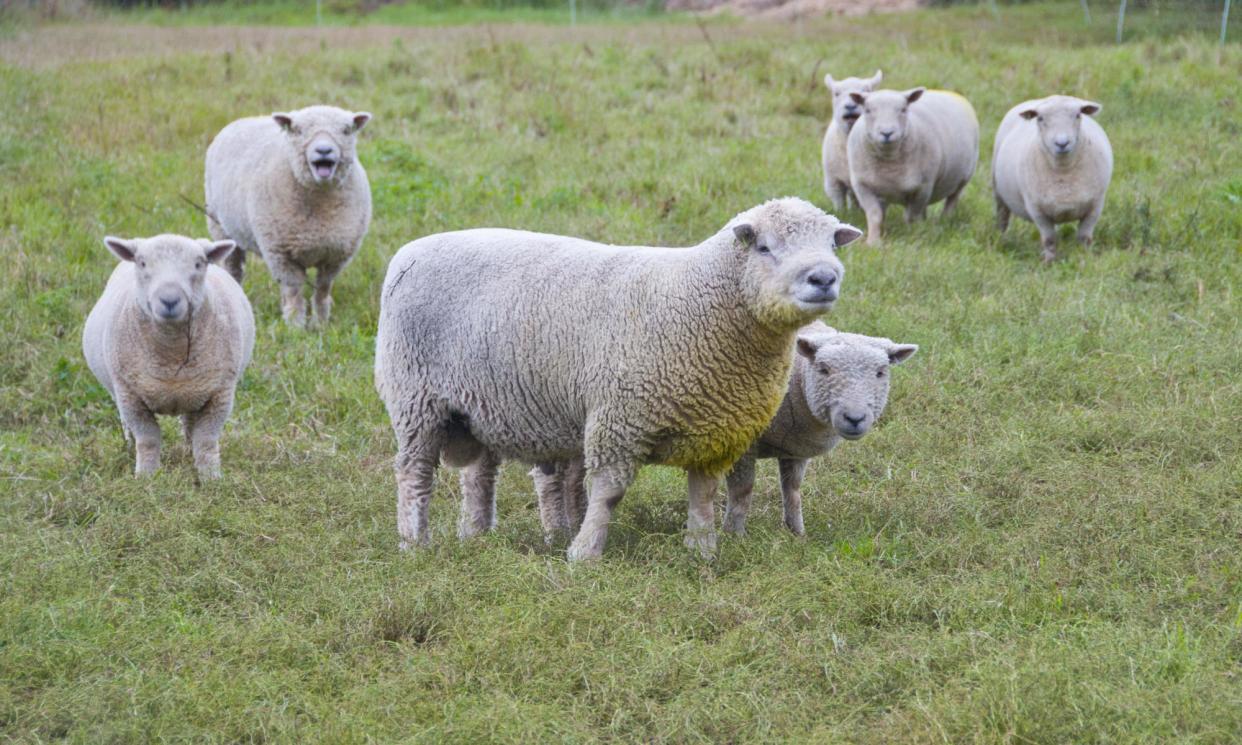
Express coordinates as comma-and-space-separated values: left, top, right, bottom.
668, 0, 926, 21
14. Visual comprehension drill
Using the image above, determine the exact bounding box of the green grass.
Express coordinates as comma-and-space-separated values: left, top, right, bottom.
3, 2, 1242, 742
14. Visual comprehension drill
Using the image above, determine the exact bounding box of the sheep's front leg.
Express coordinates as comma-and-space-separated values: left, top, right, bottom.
265, 253, 308, 328
119, 395, 161, 476
825, 178, 849, 213
905, 189, 931, 224
311, 262, 344, 327
458, 449, 501, 538
685, 468, 720, 559
567, 462, 634, 562
532, 462, 570, 543
223, 246, 246, 285
853, 185, 886, 245
778, 458, 810, 535
183, 391, 235, 481
1077, 201, 1104, 248
995, 192, 1011, 234
1031, 213, 1059, 263
722, 453, 757, 535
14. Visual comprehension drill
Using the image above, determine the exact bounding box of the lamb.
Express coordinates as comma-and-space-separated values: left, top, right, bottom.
991, 95, 1112, 262
531, 322, 918, 540
846, 87, 979, 244
374, 197, 861, 561
204, 105, 372, 327
821, 69, 883, 211
83, 234, 255, 479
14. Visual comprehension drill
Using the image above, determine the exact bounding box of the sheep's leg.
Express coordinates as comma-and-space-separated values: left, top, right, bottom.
854, 186, 886, 245
567, 462, 634, 562
905, 191, 931, 224
995, 192, 1011, 234
311, 262, 343, 327
722, 453, 757, 535
183, 392, 235, 481
563, 458, 588, 532
394, 438, 441, 551
778, 458, 810, 536
1077, 202, 1104, 248
223, 247, 246, 285
458, 449, 500, 539
685, 468, 720, 559
826, 178, 849, 213
266, 253, 308, 328
120, 396, 161, 477
1032, 213, 1059, 263
532, 462, 570, 543
942, 183, 967, 217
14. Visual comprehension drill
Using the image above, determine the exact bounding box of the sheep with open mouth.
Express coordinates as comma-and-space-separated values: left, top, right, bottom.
204, 105, 372, 328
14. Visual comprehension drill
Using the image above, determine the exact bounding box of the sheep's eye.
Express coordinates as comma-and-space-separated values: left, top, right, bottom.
195, 260, 204, 270
876, 368, 886, 378
138, 260, 146, 269
756, 244, 771, 255
818, 365, 832, 375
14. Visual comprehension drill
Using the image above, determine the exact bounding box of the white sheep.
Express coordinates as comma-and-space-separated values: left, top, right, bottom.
83, 234, 255, 479
374, 198, 861, 561
847, 87, 979, 244
531, 322, 918, 540
204, 105, 372, 327
821, 69, 883, 211
992, 95, 1112, 262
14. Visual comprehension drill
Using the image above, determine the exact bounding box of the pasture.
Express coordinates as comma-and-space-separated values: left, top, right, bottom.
2, 2, 1241, 741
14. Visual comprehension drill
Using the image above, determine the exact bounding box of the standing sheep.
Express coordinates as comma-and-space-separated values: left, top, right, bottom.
83, 234, 255, 479
992, 95, 1112, 262
822, 69, 883, 211
375, 198, 860, 561
847, 87, 979, 245
204, 105, 372, 328
531, 322, 918, 540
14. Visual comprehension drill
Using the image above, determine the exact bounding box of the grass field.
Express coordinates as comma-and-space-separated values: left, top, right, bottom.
2, 2, 1241, 742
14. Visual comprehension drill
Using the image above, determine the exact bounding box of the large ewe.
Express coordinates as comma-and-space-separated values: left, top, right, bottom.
992, 95, 1113, 262
375, 198, 861, 561
83, 234, 255, 479
204, 105, 372, 327
531, 322, 918, 540
821, 69, 883, 211
847, 87, 979, 244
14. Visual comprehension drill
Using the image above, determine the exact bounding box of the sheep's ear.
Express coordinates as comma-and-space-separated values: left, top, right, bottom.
795, 336, 823, 361
833, 223, 862, 248
1019, 108, 1039, 120
849, 91, 868, 106
823, 73, 835, 90
104, 236, 137, 262
733, 224, 756, 247
905, 87, 926, 104
351, 112, 372, 132
887, 343, 918, 364
202, 240, 237, 265
1080, 101, 1101, 117
272, 113, 294, 131
867, 69, 883, 88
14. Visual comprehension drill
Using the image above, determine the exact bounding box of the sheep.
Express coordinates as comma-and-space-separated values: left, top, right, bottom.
821, 69, 883, 211
374, 197, 861, 561
83, 234, 255, 479
530, 322, 918, 540
846, 87, 979, 244
204, 105, 372, 328
991, 95, 1113, 262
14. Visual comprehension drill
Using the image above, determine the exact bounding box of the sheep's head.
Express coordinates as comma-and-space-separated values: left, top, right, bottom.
271, 105, 371, 187
104, 234, 235, 325
729, 198, 860, 330
1019, 95, 1101, 160
825, 69, 882, 131
795, 328, 917, 440
852, 87, 924, 150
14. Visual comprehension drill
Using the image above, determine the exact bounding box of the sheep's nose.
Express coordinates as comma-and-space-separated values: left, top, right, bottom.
315, 145, 334, 156
806, 270, 837, 289
1054, 136, 1071, 150
843, 412, 867, 426
879, 129, 896, 141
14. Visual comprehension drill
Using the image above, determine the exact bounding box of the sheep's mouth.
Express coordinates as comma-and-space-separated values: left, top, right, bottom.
311, 158, 338, 180
842, 112, 861, 124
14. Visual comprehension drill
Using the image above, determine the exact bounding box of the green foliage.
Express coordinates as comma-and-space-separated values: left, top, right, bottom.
2, 3, 1241, 741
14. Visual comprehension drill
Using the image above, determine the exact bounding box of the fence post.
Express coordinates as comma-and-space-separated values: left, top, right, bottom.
1223, 0, 1233, 47
1080, 0, 1091, 24
1116, 0, 1126, 43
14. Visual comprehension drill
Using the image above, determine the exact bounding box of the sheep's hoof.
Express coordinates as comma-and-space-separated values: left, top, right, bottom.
684, 530, 718, 560
565, 544, 602, 563
721, 513, 747, 535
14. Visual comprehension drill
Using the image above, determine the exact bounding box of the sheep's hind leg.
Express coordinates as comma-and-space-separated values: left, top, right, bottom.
685, 468, 721, 559
567, 461, 635, 562
458, 449, 501, 539
532, 462, 570, 543
394, 435, 442, 551
722, 454, 757, 535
